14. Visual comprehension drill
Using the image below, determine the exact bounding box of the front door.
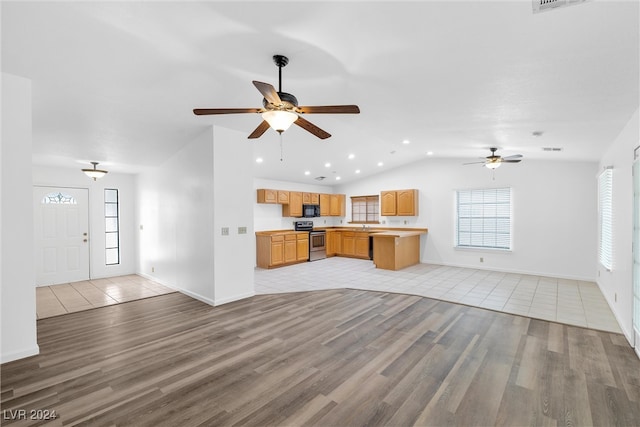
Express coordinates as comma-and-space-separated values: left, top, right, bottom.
33, 186, 90, 286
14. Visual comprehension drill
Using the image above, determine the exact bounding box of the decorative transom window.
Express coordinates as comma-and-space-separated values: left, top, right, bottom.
598, 168, 613, 271
41, 192, 77, 204
351, 195, 379, 223
456, 187, 512, 250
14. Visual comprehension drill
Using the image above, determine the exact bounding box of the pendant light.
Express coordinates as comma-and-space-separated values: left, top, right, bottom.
82, 161, 108, 181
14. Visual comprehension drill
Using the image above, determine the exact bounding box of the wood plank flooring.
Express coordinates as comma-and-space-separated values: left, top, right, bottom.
2, 290, 639, 426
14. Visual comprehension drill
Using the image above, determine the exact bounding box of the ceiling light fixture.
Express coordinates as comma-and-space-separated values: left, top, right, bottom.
402, 139, 410, 145
485, 161, 501, 170
82, 162, 108, 181
427, 151, 434, 156
325, 162, 331, 168
348, 153, 355, 159
256, 157, 263, 163
261, 110, 298, 133
304, 170, 310, 175
377, 162, 384, 167
355, 169, 361, 174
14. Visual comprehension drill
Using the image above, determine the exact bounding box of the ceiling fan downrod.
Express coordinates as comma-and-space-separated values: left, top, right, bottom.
273, 54, 288, 93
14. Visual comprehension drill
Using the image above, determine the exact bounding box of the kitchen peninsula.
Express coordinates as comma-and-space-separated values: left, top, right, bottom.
371, 230, 427, 271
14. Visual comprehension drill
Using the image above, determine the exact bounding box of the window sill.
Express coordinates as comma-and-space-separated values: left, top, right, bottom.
455, 246, 512, 253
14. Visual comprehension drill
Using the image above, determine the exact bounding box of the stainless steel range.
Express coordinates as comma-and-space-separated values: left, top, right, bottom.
294, 220, 326, 261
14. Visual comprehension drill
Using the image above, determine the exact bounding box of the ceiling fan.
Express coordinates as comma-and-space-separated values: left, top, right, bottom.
464, 147, 523, 169
193, 55, 360, 140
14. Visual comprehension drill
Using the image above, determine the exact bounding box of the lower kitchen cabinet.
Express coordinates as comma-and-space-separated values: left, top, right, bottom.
256, 232, 309, 268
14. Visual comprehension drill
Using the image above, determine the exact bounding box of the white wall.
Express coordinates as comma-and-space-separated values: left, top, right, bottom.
32, 166, 136, 279
597, 108, 639, 344
1, 73, 39, 363
253, 178, 338, 231
136, 125, 254, 306
335, 157, 598, 281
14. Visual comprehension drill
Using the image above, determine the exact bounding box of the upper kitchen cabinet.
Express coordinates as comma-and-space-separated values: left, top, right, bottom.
302, 192, 320, 204
330, 194, 346, 217
381, 189, 419, 216
257, 189, 290, 205
282, 191, 303, 217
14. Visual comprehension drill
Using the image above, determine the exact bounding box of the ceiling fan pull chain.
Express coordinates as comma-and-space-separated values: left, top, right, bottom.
280, 133, 284, 161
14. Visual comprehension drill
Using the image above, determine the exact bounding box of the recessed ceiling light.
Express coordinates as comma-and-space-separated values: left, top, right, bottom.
377, 161, 384, 167
325, 162, 331, 168
348, 153, 355, 159
402, 139, 410, 145
336, 176, 341, 180
532, 131, 544, 137
304, 170, 310, 175
426, 151, 434, 156
355, 169, 361, 174
256, 157, 263, 163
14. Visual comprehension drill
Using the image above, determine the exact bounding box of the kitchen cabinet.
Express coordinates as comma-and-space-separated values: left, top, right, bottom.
341, 231, 355, 256
355, 234, 370, 258
256, 232, 309, 268
302, 192, 320, 204
325, 230, 337, 256
284, 234, 297, 263
380, 189, 419, 216
319, 193, 331, 216
277, 190, 290, 204
381, 191, 397, 216
257, 189, 278, 204
282, 191, 303, 217
297, 233, 309, 261
330, 194, 346, 216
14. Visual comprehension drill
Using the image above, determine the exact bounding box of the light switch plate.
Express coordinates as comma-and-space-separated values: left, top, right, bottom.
238, 226, 247, 234
221, 227, 229, 236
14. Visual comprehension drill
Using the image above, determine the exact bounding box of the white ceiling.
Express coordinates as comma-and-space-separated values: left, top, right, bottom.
2, 1, 638, 185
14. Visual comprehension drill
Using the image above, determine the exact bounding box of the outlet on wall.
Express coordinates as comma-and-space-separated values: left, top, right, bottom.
151, 267, 155, 273
480, 257, 484, 263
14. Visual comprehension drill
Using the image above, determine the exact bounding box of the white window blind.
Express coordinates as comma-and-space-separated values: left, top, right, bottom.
598, 168, 613, 270
456, 187, 512, 250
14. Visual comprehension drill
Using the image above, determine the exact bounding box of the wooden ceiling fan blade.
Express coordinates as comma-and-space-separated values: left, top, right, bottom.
463, 161, 487, 165
294, 117, 331, 139
502, 159, 522, 163
297, 105, 360, 114
253, 81, 281, 105
502, 154, 523, 160
248, 120, 270, 139
193, 108, 262, 115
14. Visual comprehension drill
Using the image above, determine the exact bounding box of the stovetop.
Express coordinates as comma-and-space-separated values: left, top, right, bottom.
294, 220, 314, 231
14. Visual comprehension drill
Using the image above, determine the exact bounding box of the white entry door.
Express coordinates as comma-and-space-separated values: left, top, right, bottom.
33, 186, 90, 286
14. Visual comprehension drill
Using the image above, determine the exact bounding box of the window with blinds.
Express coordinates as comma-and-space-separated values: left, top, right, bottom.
598, 168, 613, 270
456, 187, 512, 250
351, 195, 379, 223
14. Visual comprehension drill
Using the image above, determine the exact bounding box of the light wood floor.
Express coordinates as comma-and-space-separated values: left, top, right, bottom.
2, 290, 639, 426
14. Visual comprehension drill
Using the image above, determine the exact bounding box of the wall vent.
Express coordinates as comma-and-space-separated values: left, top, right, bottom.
315, 176, 326, 181
542, 147, 563, 152
533, 0, 591, 14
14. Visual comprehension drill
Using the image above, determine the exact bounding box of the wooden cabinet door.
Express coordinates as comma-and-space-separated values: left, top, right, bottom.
381, 191, 397, 216
257, 189, 278, 203
302, 192, 311, 204
342, 232, 355, 256
284, 235, 297, 263
355, 235, 370, 258
296, 234, 309, 261
310, 193, 320, 204
330, 194, 345, 216
277, 191, 290, 204
270, 236, 284, 265
397, 189, 418, 216
282, 191, 303, 217
319, 193, 331, 216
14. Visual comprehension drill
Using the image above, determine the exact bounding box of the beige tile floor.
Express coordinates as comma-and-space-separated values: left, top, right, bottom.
255, 257, 623, 334
36, 275, 175, 319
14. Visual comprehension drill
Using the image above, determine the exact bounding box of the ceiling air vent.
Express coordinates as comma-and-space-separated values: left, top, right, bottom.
542, 147, 563, 152
315, 176, 326, 181
533, 0, 591, 14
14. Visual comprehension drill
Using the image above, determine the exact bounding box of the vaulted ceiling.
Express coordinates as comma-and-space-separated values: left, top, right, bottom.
2, 1, 638, 184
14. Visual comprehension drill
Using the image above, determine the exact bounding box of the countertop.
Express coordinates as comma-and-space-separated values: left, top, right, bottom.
256, 227, 428, 236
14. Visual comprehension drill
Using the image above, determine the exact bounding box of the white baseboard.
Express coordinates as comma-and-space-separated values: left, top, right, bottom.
1, 345, 39, 364
422, 259, 596, 282
214, 291, 255, 306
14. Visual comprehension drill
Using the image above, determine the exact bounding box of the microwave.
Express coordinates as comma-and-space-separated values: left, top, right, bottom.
302, 204, 320, 218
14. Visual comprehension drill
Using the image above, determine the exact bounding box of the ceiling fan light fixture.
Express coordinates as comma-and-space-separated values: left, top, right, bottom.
261, 110, 298, 133
82, 161, 108, 181
485, 161, 501, 170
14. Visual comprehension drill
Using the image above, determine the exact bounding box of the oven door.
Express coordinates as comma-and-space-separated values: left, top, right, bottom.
309, 231, 327, 261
